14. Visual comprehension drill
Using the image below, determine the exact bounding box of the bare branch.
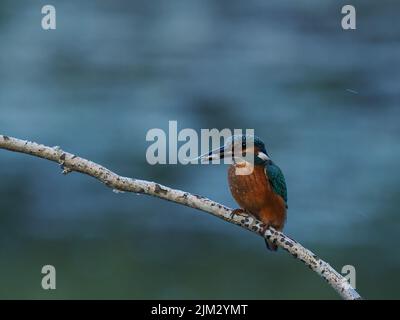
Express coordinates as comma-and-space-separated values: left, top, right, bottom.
0, 134, 362, 300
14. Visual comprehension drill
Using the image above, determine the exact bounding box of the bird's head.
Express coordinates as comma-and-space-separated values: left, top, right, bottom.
199, 134, 270, 165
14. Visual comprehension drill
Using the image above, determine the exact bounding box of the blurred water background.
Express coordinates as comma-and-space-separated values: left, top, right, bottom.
0, 0, 399, 299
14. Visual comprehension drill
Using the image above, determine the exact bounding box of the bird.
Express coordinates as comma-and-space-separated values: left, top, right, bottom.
199, 135, 287, 251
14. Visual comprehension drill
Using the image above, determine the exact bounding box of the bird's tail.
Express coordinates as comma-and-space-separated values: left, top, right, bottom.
265, 239, 278, 252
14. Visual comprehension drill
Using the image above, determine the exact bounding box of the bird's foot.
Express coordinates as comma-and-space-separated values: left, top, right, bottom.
260, 223, 272, 235
259, 223, 279, 251
229, 208, 250, 220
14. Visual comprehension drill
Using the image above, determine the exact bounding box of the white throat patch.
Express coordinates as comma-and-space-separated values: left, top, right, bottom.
257, 151, 270, 161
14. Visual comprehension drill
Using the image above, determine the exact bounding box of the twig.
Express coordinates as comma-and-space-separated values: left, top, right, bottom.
0, 134, 362, 300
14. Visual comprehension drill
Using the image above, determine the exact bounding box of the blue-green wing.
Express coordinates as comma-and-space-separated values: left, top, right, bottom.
265, 162, 288, 207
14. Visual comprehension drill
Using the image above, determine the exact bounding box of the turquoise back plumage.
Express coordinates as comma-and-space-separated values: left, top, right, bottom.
265, 162, 288, 207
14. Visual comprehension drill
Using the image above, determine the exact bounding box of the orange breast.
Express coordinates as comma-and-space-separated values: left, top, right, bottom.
228, 164, 286, 230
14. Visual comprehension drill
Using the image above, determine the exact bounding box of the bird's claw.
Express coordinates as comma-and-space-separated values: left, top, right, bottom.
260, 223, 271, 234
229, 208, 249, 220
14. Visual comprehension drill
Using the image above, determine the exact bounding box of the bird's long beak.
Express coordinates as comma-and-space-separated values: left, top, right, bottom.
195, 145, 232, 162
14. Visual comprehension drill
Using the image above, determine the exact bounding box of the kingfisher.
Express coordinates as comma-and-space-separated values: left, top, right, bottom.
199, 135, 287, 251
